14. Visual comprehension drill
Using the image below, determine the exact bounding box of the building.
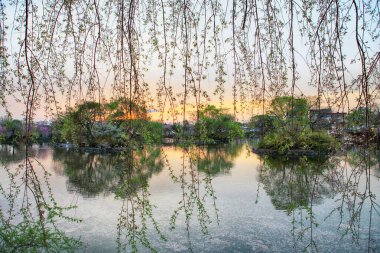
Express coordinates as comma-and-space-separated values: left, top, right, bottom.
309, 108, 346, 133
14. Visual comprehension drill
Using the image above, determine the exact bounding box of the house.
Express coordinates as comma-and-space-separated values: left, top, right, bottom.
309, 108, 346, 133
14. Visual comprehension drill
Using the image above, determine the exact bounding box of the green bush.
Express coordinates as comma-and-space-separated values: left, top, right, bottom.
92, 122, 123, 146
51, 100, 164, 146
0, 118, 24, 144
346, 107, 377, 128
259, 130, 338, 154
259, 132, 295, 153
144, 121, 164, 144
299, 130, 339, 151
257, 96, 339, 154
195, 105, 244, 143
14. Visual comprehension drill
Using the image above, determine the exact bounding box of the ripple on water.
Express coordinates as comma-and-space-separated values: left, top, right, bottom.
165, 241, 188, 252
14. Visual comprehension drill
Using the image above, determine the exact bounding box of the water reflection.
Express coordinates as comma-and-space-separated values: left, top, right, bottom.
331, 148, 380, 252
196, 143, 243, 175
53, 149, 122, 197
53, 146, 167, 251
114, 146, 166, 252
52, 143, 243, 251
0, 145, 82, 252
0, 144, 379, 252
257, 155, 337, 252
257, 147, 380, 252
257, 155, 336, 211
0, 145, 32, 164
160, 144, 243, 252
53, 147, 163, 198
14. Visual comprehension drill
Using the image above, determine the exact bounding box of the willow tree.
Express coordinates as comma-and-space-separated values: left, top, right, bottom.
0, 2, 378, 251
0, 0, 378, 141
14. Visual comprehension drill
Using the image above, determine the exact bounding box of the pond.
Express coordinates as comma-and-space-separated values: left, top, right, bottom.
0, 143, 379, 252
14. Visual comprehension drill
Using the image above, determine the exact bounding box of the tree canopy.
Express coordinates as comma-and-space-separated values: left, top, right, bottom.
346, 107, 378, 129
52, 99, 162, 146
196, 105, 244, 143
257, 96, 338, 153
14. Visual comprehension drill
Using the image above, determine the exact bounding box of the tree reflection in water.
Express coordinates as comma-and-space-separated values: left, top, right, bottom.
257, 147, 380, 252
114, 146, 166, 253
327, 147, 380, 252
53, 145, 166, 252
2, 143, 377, 252
167, 143, 243, 252
0, 145, 82, 252
52, 143, 243, 252
53, 149, 122, 197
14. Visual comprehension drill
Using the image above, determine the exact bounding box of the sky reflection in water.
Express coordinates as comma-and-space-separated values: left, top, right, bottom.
0, 143, 379, 252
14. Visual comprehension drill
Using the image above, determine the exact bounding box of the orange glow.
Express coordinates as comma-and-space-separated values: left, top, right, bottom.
114, 113, 147, 121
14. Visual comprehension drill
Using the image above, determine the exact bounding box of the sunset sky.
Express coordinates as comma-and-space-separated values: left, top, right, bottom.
0, 1, 378, 122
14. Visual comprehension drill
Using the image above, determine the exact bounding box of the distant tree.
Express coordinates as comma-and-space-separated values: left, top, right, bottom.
52, 99, 163, 146
104, 98, 159, 144
55, 102, 102, 146
134, 120, 163, 144
31, 124, 52, 143
196, 105, 243, 143
172, 123, 182, 136
105, 98, 148, 124
0, 118, 23, 143
257, 96, 338, 153
269, 96, 310, 133
346, 107, 377, 129
248, 115, 276, 136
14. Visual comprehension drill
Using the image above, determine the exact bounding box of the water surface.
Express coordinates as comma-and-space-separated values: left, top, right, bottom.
0, 143, 379, 252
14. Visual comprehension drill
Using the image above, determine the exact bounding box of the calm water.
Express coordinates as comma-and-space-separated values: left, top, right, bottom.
0, 143, 379, 252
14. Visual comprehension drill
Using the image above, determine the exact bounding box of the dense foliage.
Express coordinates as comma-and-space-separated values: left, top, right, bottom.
52, 100, 162, 147
248, 115, 277, 136
195, 105, 244, 143
259, 129, 339, 154
257, 97, 339, 154
0, 118, 23, 143
0, 118, 51, 144
52, 102, 244, 146
346, 107, 378, 129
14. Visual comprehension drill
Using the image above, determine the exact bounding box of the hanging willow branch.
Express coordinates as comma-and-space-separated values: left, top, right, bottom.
0, 0, 378, 139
